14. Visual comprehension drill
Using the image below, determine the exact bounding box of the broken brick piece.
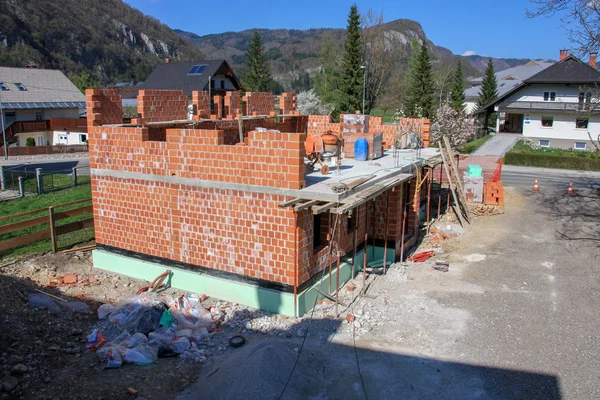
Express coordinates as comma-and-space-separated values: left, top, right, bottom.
127, 387, 138, 396
63, 274, 78, 284
346, 313, 355, 323
199, 294, 208, 302
346, 282, 357, 292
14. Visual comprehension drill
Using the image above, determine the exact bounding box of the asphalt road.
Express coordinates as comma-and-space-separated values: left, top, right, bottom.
502, 164, 600, 193
1, 157, 90, 174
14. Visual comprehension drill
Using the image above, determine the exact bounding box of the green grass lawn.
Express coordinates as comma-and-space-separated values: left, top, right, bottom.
509, 141, 600, 158
0, 184, 94, 259
370, 108, 396, 123
460, 134, 493, 154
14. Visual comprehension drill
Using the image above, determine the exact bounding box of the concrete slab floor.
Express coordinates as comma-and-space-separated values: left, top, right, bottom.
301, 147, 441, 200
177, 184, 600, 400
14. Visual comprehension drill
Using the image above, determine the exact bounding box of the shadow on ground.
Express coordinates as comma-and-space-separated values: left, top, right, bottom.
177, 310, 562, 400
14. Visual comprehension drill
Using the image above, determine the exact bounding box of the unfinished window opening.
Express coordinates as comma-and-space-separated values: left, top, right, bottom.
147, 127, 167, 142
313, 213, 330, 251
347, 212, 356, 234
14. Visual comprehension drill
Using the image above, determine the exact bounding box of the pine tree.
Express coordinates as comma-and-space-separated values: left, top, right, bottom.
243, 30, 273, 92
402, 39, 421, 116
404, 42, 434, 119
450, 60, 465, 114
340, 5, 364, 114
477, 59, 499, 108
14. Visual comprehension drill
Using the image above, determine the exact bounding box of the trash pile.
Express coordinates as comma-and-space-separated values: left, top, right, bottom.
87, 293, 220, 368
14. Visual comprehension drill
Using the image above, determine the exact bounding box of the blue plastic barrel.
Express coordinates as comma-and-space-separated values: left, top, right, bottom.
354, 138, 368, 161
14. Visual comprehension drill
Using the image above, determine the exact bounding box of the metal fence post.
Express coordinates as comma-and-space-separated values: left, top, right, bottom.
72, 167, 78, 187
0, 165, 4, 191
18, 176, 24, 197
48, 206, 58, 253
35, 168, 43, 194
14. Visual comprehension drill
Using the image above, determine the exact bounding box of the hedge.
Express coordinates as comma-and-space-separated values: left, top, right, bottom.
504, 152, 600, 171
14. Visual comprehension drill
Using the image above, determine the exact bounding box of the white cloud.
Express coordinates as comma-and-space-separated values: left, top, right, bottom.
462, 50, 477, 56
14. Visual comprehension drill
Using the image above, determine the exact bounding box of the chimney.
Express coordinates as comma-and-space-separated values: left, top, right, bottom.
559, 49, 569, 61
165, 58, 171, 63
590, 52, 598, 69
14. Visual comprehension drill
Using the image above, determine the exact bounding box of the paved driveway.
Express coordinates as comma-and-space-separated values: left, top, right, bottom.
472, 133, 520, 157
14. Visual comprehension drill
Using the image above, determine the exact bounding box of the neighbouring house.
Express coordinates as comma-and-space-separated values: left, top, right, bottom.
141, 59, 241, 98
86, 88, 436, 317
477, 50, 600, 150
465, 60, 554, 113
0, 66, 87, 150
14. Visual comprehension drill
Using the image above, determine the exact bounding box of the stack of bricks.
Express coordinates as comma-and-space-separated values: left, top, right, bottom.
136, 90, 188, 124
191, 91, 211, 119
243, 92, 276, 116
306, 115, 341, 136
279, 92, 299, 115
212, 94, 224, 119
224, 91, 242, 119
484, 181, 505, 206
85, 89, 122, 130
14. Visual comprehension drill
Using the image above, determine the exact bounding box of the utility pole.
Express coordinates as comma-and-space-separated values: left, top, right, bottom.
0, 92, 7, 160
360, 65, 366, 114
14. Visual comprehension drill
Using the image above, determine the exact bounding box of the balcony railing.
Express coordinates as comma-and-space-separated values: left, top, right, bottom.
499, 100, 600, 114
49, 118, 87, 132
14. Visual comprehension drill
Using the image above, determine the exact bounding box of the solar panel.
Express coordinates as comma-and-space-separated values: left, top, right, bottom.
188, 64, 208, 75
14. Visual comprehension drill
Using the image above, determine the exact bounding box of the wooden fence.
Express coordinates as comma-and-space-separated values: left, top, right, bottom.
0, 198, 93, 252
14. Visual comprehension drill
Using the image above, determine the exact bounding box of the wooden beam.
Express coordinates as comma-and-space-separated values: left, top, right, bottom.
315, 287, 348, 307
279, 198, 304, 208
312, 202, 337, 215
294, 199, 320, 211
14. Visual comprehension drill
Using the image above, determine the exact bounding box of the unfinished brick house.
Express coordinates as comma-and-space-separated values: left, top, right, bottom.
87, 88, 441, 316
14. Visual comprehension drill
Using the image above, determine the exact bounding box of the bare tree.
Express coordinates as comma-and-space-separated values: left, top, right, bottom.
433, 65, 454, 104
361, 10, 398, 114
575, 84, 600, 150
526, 0, 600, 55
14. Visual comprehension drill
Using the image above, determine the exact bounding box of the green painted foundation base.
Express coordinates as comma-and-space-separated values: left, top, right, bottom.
93, 246, 394, 317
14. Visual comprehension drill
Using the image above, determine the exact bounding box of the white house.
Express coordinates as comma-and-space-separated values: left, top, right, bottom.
0, 66, 87, 148
478, 51, 600, 150
465, 60, 554, 114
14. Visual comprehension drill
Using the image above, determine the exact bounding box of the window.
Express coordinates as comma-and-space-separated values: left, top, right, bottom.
79, 134, 87, 143
313, 214, 330, 250
543, 91, 556, 101
14, 83, 26, 91
539, 140, 551, 147
0, 82, 9, 91
541, 116, 553, 127
574, 142, 587, 150
220, 80, 225, 89
188, 64, 207, 75
313, 214, 322, 249
35, 111, 43, 121
578, 92, 593, 110
576, 118, 589, 129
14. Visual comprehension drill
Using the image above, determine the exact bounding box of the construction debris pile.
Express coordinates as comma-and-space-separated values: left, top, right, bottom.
469, 203, 505, 216
87, 293, 217, 368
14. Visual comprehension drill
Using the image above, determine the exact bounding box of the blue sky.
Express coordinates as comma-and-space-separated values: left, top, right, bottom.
125, 0, 571, 60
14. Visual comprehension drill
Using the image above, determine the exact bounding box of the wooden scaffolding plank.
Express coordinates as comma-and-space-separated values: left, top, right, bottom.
312, 202, 337, 215
294, 199, 320, 211
439, 141, 468, 227
279, 198, 304, 208
441, 138, 471, 223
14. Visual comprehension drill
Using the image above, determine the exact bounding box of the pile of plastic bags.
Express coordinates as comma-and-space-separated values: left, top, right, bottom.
87, 293, 217, 368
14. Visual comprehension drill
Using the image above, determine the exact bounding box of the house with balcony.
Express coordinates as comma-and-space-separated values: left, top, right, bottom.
465, 60, 554, 114
477, 50, 600, 150
0, 66, 87, 150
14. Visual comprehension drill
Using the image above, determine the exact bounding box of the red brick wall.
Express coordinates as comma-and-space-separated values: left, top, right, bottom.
279, 93, 299, 115
243, 92, 276, 116
224, 91, 242, 118
86, 89, 122, 129
192, 91, 211, 119
91, 178, 298, 285
307, 115, 431, 148
137, 90, 188, 123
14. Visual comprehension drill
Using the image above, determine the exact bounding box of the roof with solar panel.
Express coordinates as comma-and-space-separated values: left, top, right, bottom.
141, 60, 241, 97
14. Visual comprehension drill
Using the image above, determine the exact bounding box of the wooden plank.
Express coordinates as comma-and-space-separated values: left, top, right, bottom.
442, 139, 470, 223
312, 202, 337, 215
345, 174, 376, 190
55, 218, 94, 236
439, 141, 467, 227
333, 179, 401, 214
279, 198, 304, 208
0, 205, 93, 235
49, 207, 57, 253
294, 199, 319, 211
0, 229, 51, 252
0, 198, 91, 222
